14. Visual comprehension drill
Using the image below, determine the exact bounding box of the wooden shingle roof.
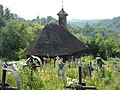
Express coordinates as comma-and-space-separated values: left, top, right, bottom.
24, 24, 86, 57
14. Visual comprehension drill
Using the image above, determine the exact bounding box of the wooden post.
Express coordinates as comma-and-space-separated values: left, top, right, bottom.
30, 60, 33, 90
89, 62, 92, 78
78, 65, 82, 85
1, 69, 6, 90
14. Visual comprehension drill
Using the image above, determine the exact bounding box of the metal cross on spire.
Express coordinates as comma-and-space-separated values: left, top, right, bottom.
61, 0, 64, 8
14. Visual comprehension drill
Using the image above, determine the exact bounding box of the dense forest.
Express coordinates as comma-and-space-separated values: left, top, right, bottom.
0, 4, 120, 60
68, 16, 120, 59
95, 16, 120, 29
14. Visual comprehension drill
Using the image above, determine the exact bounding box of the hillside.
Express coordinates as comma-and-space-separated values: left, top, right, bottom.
96, 16, 120, 29
68, 16, 120, 29
68, 19, 100, 27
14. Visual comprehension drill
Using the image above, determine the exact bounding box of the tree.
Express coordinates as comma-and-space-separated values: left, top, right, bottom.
1, 20, 36, 60
0, 4, 4, 18
84, 22, 90, 28
40, 17, 46, 26
86, 34, 107, 59
0, 18, 5, 28
1, 20, 20, 59
106, 34, 120, 57
47, 16, 52, 23
47, 16, 57, 24
4, 8, 11, 20
94, 34, 107, 59
0, 5, 5, 28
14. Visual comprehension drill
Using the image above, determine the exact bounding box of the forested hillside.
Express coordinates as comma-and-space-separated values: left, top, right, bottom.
68, 17, 120, 59
68, 16, 120, 29
68, 19, 100, 27
95, 16, 120, 29
0, 4, 120, 60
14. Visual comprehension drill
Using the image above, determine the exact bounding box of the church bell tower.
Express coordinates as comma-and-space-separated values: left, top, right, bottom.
57, 7, 68, 30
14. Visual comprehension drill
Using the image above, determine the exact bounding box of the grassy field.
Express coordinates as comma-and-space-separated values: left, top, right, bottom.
0, 56, 120, 90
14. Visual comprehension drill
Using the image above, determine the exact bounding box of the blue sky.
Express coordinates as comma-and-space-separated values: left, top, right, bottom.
0, 0, 120, 20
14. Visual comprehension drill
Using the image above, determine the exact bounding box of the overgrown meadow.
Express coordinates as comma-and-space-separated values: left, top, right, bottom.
0, 56, 120, 90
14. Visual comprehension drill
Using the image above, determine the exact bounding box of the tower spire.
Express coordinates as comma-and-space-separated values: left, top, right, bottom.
57, 3, 68, 30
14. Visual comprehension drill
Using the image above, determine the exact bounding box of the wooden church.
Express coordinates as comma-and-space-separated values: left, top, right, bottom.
24, 7, 87, 61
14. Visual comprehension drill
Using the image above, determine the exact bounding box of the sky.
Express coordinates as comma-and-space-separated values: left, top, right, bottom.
0, 0, 120, 20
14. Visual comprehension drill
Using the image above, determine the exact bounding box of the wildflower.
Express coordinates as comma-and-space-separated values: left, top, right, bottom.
72, 78, 79, 84
66, 81, 73, 86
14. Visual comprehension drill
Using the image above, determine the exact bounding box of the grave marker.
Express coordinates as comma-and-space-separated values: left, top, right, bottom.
0, 64, 20, 90
66, 64, 96, 90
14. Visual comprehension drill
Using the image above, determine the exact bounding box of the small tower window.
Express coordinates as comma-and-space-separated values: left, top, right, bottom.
61, 19, 64, 22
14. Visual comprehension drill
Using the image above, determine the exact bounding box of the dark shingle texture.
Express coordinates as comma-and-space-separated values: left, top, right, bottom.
25, 24, 86, 57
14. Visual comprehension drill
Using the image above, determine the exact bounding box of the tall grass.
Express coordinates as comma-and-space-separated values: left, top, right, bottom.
0, 56, 120, 90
